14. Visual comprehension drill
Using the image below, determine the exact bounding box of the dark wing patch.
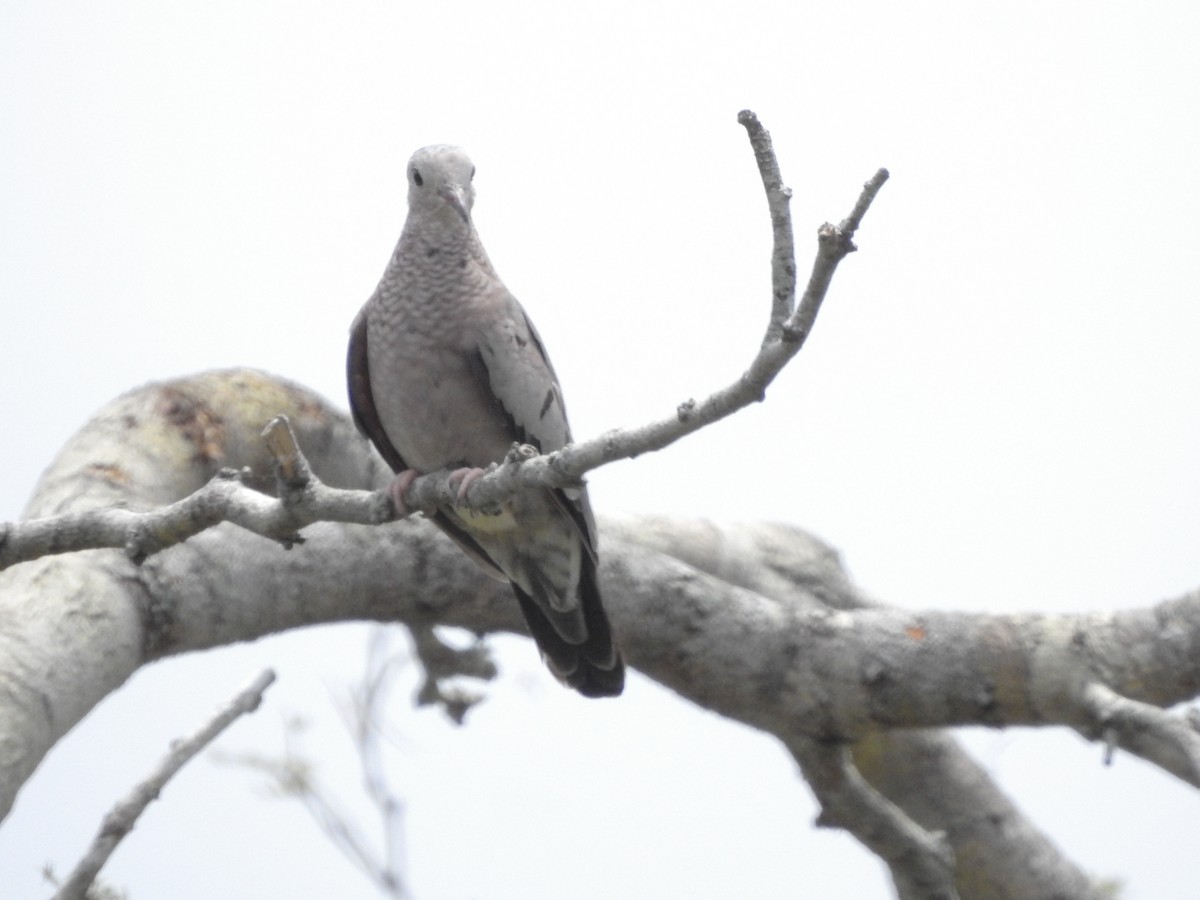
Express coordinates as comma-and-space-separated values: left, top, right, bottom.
347, 306, 408, 472
519, 308, 562, 386
465, 315, 599, 561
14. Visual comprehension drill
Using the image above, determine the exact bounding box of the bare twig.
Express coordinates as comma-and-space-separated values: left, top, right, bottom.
217, 634, 415, 898
279, 717, 399, 897
351, 630, 410, 897
788, 737, 958, 900
783, 167, 889, 346
1080, 681, 1200, 788
737, 109, 798, 346
0, 454, 391, 572
52, 669, 276, 900
288, 629, 416, 898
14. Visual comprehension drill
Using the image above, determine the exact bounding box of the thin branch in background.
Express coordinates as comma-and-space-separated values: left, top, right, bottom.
788, 737, 958, 900
343, 628, 411, 897
51, 669, 276, 900
283, 707, 408, 900
217, 630, 415, 899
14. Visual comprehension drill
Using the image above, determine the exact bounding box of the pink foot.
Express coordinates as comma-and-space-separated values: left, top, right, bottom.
448, 466, 488, 504
388, 470, 420, 517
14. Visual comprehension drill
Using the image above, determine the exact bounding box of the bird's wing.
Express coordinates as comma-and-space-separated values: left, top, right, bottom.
347, 305, 406, 470
465, 292, 599, 557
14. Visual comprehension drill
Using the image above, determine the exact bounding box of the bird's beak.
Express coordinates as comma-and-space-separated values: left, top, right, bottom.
438, 184, 471, 223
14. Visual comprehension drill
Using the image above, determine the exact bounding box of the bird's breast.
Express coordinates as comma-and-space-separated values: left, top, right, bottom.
366, 298, 514, 472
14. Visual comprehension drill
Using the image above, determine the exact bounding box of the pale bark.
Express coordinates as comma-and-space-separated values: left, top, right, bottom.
0, 369, 1147, 899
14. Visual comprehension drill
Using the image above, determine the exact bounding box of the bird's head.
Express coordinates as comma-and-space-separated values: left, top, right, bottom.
406, 144, 476, 225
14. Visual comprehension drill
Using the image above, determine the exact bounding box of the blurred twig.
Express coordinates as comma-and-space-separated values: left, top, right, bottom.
51, 669, 276, 900
217, 629, 414, 899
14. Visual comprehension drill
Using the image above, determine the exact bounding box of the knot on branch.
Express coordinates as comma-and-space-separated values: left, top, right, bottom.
262, 416, 310, 490
505, 442, 539, 465
818, 222, 858, 259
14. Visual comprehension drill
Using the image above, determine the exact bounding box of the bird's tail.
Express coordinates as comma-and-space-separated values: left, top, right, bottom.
512, 555, 624, 698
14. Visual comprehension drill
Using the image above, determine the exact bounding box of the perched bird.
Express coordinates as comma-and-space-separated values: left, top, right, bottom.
347, 145, 624, 698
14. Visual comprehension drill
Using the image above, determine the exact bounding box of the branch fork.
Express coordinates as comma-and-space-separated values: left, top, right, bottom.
1081, 681, 1200, 787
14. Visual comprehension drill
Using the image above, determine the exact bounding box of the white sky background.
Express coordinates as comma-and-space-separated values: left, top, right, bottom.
2, 2, 1199, 898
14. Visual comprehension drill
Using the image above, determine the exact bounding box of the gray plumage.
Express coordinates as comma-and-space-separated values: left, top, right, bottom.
348, 145, 624, 698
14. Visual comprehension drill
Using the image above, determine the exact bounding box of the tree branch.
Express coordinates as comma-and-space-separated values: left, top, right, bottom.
1081, 681, 1200, 787
0, 418, 392, 571
51, 669, 276, 900
213, 636, 415, 898
737, 108, 798, 346
789, 737, 958, 900
0, 375, 1130, 897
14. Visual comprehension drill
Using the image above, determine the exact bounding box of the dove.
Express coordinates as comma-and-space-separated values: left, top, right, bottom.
347, 144, 624, 698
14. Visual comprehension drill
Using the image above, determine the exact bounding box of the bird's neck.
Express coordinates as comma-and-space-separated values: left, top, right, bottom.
399, 216, 494, 274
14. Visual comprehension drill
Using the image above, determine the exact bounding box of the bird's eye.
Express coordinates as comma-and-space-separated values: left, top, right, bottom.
470, 166, 476, 181
412, 168, 424, 187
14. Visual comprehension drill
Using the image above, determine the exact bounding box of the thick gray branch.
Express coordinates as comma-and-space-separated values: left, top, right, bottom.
0, 371, 1129, 899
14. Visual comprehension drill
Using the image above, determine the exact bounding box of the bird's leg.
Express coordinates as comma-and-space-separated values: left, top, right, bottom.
448, 467, 489, 505
387, 470, 421, 517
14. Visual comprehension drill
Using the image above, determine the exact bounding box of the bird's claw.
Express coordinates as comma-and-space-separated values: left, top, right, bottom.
388, 470, 421, 517
448, 466, 488, 505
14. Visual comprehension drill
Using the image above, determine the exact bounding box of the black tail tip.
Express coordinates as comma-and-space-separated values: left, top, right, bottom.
570, 656, 626, 698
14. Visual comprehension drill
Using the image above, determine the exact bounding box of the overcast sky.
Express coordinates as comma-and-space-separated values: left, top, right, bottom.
2, 2, 1199, 898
